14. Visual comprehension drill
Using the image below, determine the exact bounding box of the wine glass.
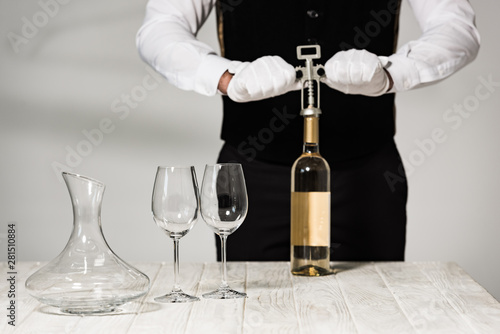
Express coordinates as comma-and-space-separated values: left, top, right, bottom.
151, 166, 200, 303
200, 163, 248, 299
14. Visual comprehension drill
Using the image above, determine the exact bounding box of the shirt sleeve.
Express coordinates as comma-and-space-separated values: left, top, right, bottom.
386, 0, 480, 93
136, 0, 231, 96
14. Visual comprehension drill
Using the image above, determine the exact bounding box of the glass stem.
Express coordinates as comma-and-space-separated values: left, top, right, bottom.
172, 236, 181, 292
220, 234, 229, 289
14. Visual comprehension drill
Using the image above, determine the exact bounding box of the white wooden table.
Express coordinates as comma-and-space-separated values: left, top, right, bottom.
2, 261, 500, 333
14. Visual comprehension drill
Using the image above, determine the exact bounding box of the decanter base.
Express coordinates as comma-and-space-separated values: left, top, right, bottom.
60, 306, 118, 315
33, 291, 147, 315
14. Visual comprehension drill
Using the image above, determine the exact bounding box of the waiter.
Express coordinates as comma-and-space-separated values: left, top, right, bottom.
136, 0, 480, 261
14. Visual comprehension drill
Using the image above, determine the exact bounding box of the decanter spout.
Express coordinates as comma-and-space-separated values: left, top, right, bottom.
63, 172, 104, 226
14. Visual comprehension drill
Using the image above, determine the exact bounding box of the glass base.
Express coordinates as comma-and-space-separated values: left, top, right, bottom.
202, 286, 247, 299
154, 290, 199, 303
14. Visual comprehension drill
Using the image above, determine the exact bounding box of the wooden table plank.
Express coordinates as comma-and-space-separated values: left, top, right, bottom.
292, 263, 358, 333
417, 262, 500, 334
242, 262, 299, 333
127, 262, 204, 333
3, 261, 500, 333
375, 262, 479, 334
334, 262, 417, 334
184, 262, 247, 334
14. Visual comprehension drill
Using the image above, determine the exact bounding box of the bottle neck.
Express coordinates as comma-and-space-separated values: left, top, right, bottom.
303, 116, 319, 154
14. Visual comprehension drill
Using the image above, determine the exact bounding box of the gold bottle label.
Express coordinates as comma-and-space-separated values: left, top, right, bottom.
291, 191, 330, 246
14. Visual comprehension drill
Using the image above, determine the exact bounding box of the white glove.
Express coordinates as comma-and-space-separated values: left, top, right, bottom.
227, 56, 300, 102
322, 49, 390, 97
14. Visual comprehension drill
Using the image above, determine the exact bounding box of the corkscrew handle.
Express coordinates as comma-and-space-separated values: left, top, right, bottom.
295, 45, 325, 116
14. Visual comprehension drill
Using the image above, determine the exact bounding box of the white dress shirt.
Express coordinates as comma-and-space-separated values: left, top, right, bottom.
136, 0, 480, 96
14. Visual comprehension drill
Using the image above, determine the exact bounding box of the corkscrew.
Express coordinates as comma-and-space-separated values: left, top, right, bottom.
295, 45, 325, 117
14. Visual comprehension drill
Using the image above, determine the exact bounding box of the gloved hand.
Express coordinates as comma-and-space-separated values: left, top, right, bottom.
322, 49, 391, 96
227, 56, 300, 102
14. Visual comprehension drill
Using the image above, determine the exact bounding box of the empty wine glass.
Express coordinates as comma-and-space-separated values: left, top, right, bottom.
152, 166, 200, 303
200, 163, 248, 299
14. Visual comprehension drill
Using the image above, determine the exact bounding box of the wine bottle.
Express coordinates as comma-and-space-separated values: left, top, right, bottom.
291, 45, 332, 276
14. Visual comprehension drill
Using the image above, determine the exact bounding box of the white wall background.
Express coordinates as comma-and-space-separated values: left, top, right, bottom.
1, 1, 499, 301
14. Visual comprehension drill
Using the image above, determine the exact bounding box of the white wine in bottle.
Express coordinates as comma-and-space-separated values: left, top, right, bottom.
291, 115, 331, 276
291, 45, 332, 276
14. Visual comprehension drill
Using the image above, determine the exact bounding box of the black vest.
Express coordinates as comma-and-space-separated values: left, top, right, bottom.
217, 0, 401, 165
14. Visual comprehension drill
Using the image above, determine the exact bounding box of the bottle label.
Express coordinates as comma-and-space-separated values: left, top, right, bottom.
291, 191, 330, 246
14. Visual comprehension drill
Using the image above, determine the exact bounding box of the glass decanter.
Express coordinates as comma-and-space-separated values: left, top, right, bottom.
25, 172, 150, 314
